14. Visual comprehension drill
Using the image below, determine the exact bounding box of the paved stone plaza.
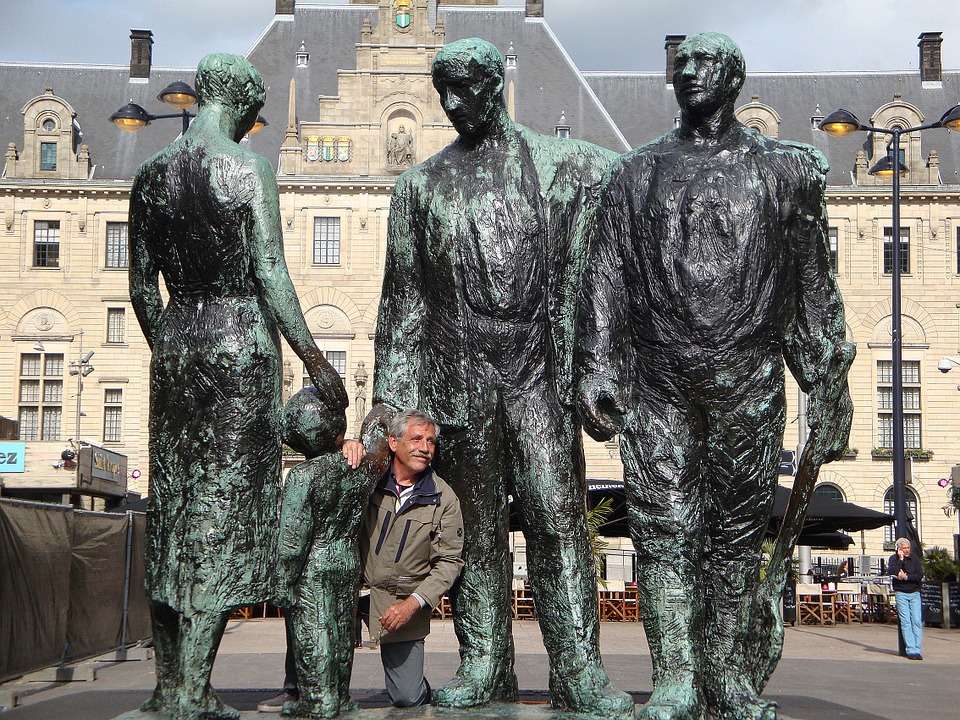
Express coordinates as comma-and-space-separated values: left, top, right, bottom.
1, 619, 957, 720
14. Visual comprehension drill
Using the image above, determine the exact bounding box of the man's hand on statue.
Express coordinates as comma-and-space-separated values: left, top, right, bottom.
341, 439, 366, 469
577, 377, 626, 442
379, 596, 420, 633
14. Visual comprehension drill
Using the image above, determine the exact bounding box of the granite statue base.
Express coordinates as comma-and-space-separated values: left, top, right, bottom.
112, 703, 803, 720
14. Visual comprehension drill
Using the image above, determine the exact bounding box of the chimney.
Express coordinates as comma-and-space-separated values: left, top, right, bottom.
129, 30, 153, 79
277, 0, 295, 14
918, 32, 943, 82
665, 35, 685, 84
526, 1, 544, 18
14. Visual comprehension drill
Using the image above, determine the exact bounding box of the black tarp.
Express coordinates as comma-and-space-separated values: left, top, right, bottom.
0, 500, 72, 681
0, 499, 149, 682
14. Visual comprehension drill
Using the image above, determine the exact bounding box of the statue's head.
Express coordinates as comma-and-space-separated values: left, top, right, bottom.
673, 33, 745, 117
283, 386, 347, 459
195, 53, 266, 140
432, 38, 505, 140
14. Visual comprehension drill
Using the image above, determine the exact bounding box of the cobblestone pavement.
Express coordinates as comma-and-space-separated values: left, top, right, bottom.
1, 619, 957, 719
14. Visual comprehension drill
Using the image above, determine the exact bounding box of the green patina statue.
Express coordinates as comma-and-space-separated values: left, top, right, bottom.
128, 53, 347, 720
275, 387, 390, 720
575, 33, 854, 720
370, 37, 633, 719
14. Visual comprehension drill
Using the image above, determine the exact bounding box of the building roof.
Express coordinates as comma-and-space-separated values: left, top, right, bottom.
1, 3, 958, 185
585, 68, 960, 186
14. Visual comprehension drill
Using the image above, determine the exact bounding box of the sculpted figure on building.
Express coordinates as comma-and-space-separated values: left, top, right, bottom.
128, 53, 347, 720
371, 37, 634, 720
576, 33, 854, 720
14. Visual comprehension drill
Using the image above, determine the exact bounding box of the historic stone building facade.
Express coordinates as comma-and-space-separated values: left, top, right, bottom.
1, 0, 959, 558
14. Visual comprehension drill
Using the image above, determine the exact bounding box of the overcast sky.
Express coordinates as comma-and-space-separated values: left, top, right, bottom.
1, 0, 958, 73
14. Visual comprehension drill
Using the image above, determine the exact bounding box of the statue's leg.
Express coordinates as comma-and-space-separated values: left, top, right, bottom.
140, 600, 180, 714
700, 370, 784, 720
509, 384, 634, 720
622, 398, 705, 720
432, 404, 519, 707
285, 583, 341, 720
174, 609, 237, 720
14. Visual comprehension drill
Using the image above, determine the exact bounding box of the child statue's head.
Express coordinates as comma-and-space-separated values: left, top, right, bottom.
282, 386, 348, 458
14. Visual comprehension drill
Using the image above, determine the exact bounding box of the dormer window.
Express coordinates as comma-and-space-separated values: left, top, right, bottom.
296, 42, 309, 68
505, 43, 517, 69
40, 142, 57, 171
555, 111, 570, 140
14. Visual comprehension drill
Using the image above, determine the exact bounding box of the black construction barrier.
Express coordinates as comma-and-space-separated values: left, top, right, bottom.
0, 499, 150, 682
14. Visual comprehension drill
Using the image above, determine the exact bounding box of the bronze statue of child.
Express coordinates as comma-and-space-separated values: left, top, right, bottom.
274, 387, 390, 719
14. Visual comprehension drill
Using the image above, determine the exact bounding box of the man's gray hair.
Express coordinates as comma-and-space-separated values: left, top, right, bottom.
388, 408, 439, 439
895, 537, 911, 550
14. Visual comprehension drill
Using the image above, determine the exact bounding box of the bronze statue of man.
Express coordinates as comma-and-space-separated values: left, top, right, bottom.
128, 53, 347, 720
576, 33, 853, 720
371, 37, 633, 719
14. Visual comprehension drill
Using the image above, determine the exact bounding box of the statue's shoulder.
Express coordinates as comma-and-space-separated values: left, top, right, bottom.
518, 124, 616, 167
743, 125, 829, 177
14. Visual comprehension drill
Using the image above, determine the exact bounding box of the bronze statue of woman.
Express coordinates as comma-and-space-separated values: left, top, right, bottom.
128, 53, 347, 720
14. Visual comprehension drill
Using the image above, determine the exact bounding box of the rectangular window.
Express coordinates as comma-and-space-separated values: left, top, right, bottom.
19, 380, 40, 403
828, 227, 838, 272
105, 222, 129, 268
876, 359, 922, 450
41, 407, 61, 441
40, 142, 57, 171
33, 220, 61, 268
107, 308, 126, 344
43, 380, 63, 403
21, 354, 41, 376
956, 227, 960, 276
313, 217, 341, 265
103, 389, 122, 442
882, 226, 910, 275
18, 351, 63, 442
18, 408, 39, 441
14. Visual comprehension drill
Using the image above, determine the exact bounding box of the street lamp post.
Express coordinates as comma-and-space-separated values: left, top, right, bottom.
68, 331, 95, 443
820, 104, 960, 548
110, 80, 267, 136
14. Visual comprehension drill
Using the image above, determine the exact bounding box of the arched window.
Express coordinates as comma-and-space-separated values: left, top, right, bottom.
813, 483, 845, 504
882, 486, 919, 548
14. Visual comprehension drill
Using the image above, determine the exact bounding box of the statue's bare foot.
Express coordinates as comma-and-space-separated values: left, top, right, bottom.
550, 669, 635, 720
431, 664, 518, 708
638, 678, 702, 720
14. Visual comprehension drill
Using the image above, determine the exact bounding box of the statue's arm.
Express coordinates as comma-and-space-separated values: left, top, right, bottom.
782, 150, 855, 462
372, 174, 424, 412
248, 158, 348, 409
275, 465, 314, 607
575, 166, 630, 441
128, 169, 164, 350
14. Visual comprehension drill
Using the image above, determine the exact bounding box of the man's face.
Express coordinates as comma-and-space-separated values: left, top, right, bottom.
899, 543, 911, 557
673, 41, 739, 117
388, 421, 437, 479
433, 59, 502, 140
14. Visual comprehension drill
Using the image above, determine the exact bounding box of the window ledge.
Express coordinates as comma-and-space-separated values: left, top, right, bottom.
871, 448, 934, 460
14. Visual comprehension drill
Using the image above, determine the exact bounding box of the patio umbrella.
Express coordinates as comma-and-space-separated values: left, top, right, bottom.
508, 480, 892, 540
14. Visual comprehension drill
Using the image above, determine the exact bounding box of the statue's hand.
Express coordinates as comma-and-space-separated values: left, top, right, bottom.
807, 381, 853, 464
805, 341, 855, 464
271, 579, 297, 610
307, 357, 349, 410
577, 376, 626, 442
